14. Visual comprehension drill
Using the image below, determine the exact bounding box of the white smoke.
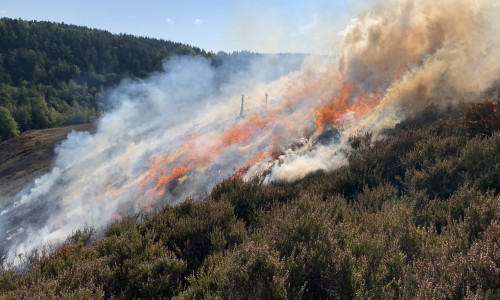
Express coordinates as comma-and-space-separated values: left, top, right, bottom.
252, 0, 500, 183
0, 54, 309, 263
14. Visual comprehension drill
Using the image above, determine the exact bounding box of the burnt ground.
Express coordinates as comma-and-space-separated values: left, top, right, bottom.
0, 124, 96, 208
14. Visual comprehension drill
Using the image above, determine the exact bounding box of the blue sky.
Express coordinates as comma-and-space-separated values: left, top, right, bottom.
0, 0, 357, 54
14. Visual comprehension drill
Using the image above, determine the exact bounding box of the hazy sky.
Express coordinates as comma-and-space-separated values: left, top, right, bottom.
0, 0, 358, 54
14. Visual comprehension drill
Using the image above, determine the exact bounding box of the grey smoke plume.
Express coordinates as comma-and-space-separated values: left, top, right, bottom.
255, 0, 500, 181
2, 0, 500, 265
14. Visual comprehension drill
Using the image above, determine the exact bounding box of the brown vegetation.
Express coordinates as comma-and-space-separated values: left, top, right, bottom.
1, 102, 499, 299
0, 123, 95, 206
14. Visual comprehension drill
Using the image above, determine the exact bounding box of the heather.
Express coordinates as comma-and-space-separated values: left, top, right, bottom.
1, 101, 499, 299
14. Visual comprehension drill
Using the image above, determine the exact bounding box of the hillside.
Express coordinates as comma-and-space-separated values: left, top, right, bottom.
1, 1, 500, 298
1, 102, 498, 299
0, 123, 96, 207
0, 18, 213, 142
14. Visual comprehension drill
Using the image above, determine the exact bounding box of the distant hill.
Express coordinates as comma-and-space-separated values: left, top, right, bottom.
0, 18, 214, 141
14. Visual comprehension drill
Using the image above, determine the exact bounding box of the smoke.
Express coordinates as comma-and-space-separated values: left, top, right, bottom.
0, 54, 308, 263
2, 0, 500, 265
226, 0, 353, 54
255, 0, 500, 181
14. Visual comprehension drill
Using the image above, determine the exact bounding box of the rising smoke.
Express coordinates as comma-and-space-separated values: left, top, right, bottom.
1, 0, 500, 265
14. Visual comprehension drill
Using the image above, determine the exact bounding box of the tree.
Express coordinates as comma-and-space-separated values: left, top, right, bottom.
0, 17, 215, 140
0, 106, 19, 141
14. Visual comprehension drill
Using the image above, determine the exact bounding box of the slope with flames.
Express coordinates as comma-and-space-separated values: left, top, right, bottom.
137, 80, 382, 209
1, 0, 500, 286
1, 99, 499, 299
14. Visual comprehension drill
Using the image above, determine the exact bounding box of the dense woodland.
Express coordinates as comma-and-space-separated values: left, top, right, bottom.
0, 100, 499, 299
0, 18, 214, 141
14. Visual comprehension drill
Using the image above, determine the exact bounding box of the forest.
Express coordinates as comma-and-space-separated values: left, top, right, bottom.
0, 18, 214, 141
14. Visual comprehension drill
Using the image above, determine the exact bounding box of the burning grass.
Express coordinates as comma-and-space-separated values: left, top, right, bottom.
315, 82, 381, 134
1, 104, 499, 299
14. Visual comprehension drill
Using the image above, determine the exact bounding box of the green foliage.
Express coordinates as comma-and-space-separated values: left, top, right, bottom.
0, 105, 19, 141
178, 241, 288, 300
0, 17, 214, 140
260, 194, 354, 299
1, 101, 500, 298
209, 177, 296, 227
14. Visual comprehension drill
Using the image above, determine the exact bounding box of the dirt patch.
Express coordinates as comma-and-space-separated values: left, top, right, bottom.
0, 123, 96, 206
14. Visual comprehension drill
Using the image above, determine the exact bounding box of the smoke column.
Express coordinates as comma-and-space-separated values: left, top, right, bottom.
1, 0, 500, 265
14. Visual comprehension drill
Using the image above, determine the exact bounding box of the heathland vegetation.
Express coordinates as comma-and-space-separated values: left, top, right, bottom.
1, 99, 498, 299
0, 18, 213, 141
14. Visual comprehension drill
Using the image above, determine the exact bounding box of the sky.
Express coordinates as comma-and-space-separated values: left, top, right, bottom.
0, 0, 359, 54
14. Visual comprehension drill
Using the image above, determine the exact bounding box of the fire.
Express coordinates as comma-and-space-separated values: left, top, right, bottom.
222, 115, 274, 145
463, 97, 500, 136
315, 83, 354, 133
315, 82, 381, 134
232, 151, 271, 179
138, 113, 277, 206
138, 78, 385, 208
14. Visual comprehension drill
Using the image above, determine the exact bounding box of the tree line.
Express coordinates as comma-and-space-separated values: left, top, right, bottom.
0, 17, 214, 141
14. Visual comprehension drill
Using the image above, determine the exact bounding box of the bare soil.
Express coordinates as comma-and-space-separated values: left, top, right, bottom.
0, 124, 96, 207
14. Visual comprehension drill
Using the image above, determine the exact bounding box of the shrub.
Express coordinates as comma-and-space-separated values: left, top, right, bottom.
178, 241, 288, 300
2, 99, 500, 298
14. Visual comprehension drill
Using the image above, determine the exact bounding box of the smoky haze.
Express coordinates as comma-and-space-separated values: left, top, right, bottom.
2, 0, 500, 266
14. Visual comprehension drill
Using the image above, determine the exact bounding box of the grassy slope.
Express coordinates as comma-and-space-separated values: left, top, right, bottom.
0, 123, 96, 205
0, 101, 499, 299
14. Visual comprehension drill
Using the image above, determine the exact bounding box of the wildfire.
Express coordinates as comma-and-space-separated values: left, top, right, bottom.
463, 97, 500, 136
222, 115, 274, 145
138, 113, 277, 206
232, 151, 271, 179
138, 79, 385, 208
315, 82, 381, 134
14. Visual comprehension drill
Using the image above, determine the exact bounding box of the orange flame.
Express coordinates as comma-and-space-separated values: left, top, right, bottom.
222, 115, 274, 145
139, 80, 383, 208
138, 113, 277, 206
315, 82, 381, 134
232, 151, 271, 179
139, 75, 387, 208
463, 97, 500, 136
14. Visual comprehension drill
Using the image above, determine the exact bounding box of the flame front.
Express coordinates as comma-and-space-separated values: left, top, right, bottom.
139, 78, 384, 207
139, 112, 279, 205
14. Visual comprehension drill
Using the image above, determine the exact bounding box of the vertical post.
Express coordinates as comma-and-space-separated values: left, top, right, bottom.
240, 94, 244, 117
265, 92, 268, 104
